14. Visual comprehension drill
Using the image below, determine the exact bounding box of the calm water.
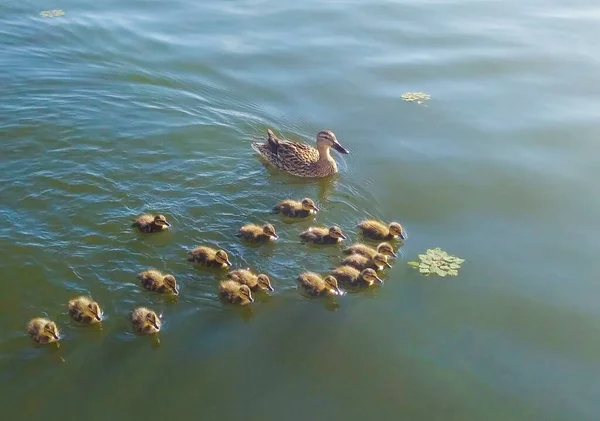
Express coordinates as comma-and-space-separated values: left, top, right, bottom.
2, 0, 600, 419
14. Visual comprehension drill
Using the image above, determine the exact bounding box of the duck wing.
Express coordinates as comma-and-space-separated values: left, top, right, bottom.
251, 130, 319, 173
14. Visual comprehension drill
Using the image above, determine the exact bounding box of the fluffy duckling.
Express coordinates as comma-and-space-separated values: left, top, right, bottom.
237, 223, 278, 242
273, 198, 319, 218
68, 296, 103, 324
299, 226, 346, 244
138, 269, 179, 295
130, 307, 161, 335
27, 317, 60, 345
357, 220, 406, 241
297, 272, 341, 296
341, 253, 392, 271
219, 280, 254, 305
343, 242, 398, 259
132, 214, 171, 233
188, 246, 232, 268
228, 269, 274, 292
331, 266, 383, 287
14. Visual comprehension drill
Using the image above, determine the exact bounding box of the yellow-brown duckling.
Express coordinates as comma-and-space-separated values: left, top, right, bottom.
272, 198, 319, 218
27, 318, 60, 345
237, 223, 278, 242
132, 214, 171, 233
331, 266, 383, 288
341, 252, 392, 272
219, 280, 254, 305
138, 269, 179, 295
188, 246, 232, 268
297, 272, 342, 296
68, 296, 103, 324
130, 307, 161, 335
343, 242, 398, 259
228, 269, 274, 292
299, 226, 346, 244
357, 220, 406, 241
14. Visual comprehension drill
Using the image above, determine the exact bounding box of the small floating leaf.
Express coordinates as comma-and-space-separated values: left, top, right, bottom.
40, 9, 65, 17
419, 268, 430, 274
408, 247, 464, 277
455, 258, 465, 264
447, 269, 459, 276
449, 263, 461, 269
407, 261, 420, 267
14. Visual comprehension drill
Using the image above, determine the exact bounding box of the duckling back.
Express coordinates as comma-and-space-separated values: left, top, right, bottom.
219, 280, 254, 305
343, 243, 377, 258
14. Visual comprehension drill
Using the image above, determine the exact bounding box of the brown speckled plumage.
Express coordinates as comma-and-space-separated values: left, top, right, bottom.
341, 253, 392, 271
343, 242, 398, 259
297, 272, 341, 296
130, 307, 161, 335
188, 246, 232, 268
272, 198, 319, 218
27, 318, 60, 344
357, 220, 406, 241
132, 214, 171, 233
68, 296, 103, 324
299, 226, 346, 244
138, 269, 179, 295
219, 280, 254, 305
237, 224, 278, 242
228, 269, 274, 292
331, 266, 383, 288
252, 129, 349, 178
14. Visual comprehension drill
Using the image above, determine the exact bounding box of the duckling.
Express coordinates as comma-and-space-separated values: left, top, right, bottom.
237, 223, 278, 242
228, 269, 274, 292
299, 226, 346, 244
130, 307, 161, 335
68, 296, 103, 324
341, 253, 392, 271
343, 242, 398, 259
27, 318, 60, 345
297, 272, 342, 296
188, 246, 232, 268
219, 280, 254, 305
357, 220, 406, 241
132, 214, 171, 233
273, 198, 319, 218
331, 266, 383, 287
138, 269, 179, 295
252, 129, 349, 178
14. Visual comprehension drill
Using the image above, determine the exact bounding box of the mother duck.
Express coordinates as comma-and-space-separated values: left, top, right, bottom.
252, 129, 349, 178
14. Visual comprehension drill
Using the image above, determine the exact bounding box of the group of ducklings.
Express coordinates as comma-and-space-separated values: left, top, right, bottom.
27, 128, 405, 345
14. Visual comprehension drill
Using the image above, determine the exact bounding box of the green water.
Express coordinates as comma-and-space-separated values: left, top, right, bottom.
2, 1, 600, 420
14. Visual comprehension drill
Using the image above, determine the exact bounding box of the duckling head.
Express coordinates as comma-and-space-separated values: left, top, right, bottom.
263, 224, 278, 240
316, 130, 349, 154
361, 268, 383, 284
324, 275, 342, 295
257, 274, 274, 292
373, 253, 392, 269
239, 285, 254, 303
377, 242, 398, 258
215, 250, 232, 266
301, 198, 319, 213
164, 275, 179, 295
389, 222, 406, 239
146, 311, 161, 332
154, 214, 171, 228
328, 226, 346, 240
44, 320, 60, 341
86, 301, 103, 322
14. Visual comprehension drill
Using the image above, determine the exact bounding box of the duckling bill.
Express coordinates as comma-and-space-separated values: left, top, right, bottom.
68, 296, 103, 324
252, 129, 349, 178
132, 214, 171, 233
273, 198, 319, 218
27, 318, 60, 345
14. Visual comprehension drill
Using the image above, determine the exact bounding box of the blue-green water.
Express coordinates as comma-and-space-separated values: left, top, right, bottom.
2, 1, 600, 420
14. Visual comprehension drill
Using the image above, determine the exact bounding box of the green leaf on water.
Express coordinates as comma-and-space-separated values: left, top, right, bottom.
408, 247, 465, 277
419, 268, 430, 274
436, 268, 448, 277
449, 263, 461, 269
455, 258, 465, 264
447, 269, 459, 276
407, 261, 420, 267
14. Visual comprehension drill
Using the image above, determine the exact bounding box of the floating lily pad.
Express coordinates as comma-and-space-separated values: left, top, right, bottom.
402, 92, 431, 104
407, 248, 464, 277
40, 9, 65, 18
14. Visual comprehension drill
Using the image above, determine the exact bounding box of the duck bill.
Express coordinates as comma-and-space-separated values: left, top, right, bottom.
271, 233, 279, 240
94, 313, 103, 322
375, 276, 384, 284
225, 259, 233, 267
334, 286, 342, 295
267, 285, 275, 292
162, 221, 171, 227
399, 231, 406, 240
384, 261, 393, 268
312, 205, 320, 212
152, 322, 160, 331
390, 251, 398, 258
52, 333, 60, 340
332, 142, 349, 154
172, 286, 180, 296
339, 233, 347, 240
249, 296, 255, 303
